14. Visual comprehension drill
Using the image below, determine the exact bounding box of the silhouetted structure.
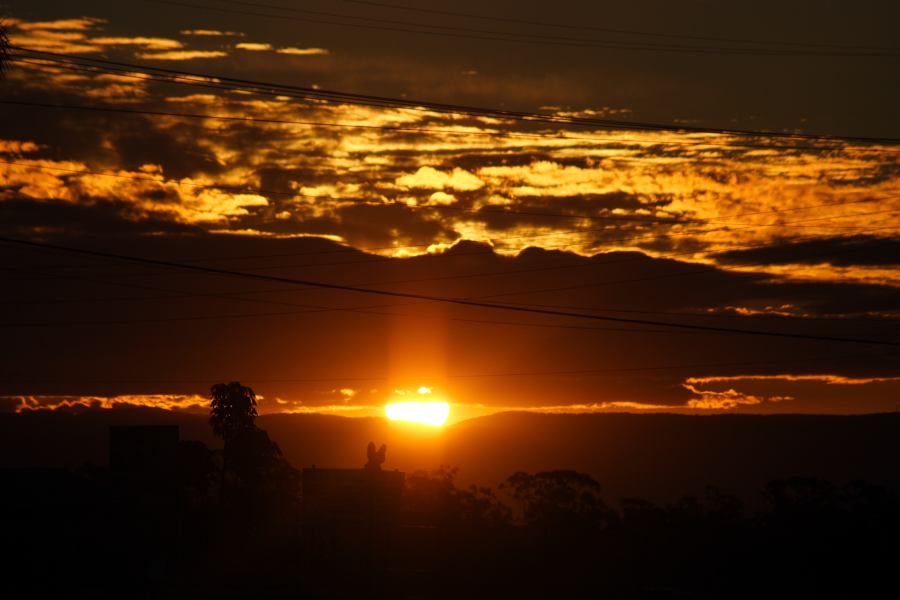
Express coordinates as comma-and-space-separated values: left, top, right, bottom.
364, 440, 387, 470
302, 444, 404, 567
109, 425, 180, 587
3, 411, 899, 596
110, 424, 179, 474
110, 425, 179, 511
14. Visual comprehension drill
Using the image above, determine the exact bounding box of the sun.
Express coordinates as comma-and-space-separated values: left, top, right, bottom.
385, 401, 450, 427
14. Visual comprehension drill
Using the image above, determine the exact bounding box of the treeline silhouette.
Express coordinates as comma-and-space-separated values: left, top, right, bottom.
3, 383, 898, 598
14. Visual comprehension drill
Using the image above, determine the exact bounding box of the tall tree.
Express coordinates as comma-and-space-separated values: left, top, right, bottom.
209, 381, 257, 443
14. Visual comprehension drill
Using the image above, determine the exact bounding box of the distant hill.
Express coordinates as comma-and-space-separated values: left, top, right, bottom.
438, 411, 900, 503
4, 409, 899, 503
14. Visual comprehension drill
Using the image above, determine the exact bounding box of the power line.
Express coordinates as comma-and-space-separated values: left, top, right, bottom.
15, 53, 900, 154
2, 205, 893, 341
180, 213, 888, 286
12, 46, 900, 145
144, 0, 900, 57
0, 252, 746, 335
4, 271, 896, 323
0, 236, 896, 346
343, 0, 900, 52
2, 160, 896, 292
7, 92, 874, 154
3, 217, 893, 318
218, 0, 899, 55
0, 96, 629, 147
1, 221, 894, 331
0, 350, 891, 385
0, 218, 887, 301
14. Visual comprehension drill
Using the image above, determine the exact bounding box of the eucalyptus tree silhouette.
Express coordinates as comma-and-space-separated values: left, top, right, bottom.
208, 381, 299, 534
501, 470, 616, 532
209, 381, 258, 443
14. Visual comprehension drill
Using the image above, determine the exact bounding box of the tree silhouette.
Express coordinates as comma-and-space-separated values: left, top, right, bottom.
500, 470, 615, 531
227, 427, 284, 489
403, 466, 511, 530
207, 381, 300, 536
209, 381, 257, 443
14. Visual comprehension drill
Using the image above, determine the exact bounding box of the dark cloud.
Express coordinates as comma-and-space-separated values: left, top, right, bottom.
714, 235, 900, 267
0, 230, 896, 414
0, 196, 203, 236
2, 6, 899, 417
112, 126, 224, 179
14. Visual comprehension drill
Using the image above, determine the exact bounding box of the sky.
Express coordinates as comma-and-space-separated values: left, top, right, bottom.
1, 0, 899, 421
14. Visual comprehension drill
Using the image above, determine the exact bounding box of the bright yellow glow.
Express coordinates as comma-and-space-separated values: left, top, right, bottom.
385, 401, 450, 426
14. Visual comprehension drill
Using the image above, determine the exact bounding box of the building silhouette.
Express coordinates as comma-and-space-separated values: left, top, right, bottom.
301, 465, 404, 560
109, 425, 180, 587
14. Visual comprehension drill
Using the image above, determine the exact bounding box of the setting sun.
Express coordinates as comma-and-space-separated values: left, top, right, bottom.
385, 401, 450, 427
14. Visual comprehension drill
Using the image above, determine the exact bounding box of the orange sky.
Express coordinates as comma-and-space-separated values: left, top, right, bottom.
1, 5, 898, 419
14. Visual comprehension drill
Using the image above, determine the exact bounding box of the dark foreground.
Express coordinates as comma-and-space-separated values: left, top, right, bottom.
4, 432, 899, 598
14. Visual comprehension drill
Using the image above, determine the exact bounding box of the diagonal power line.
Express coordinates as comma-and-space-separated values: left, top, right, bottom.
342, 0, 899, 52
11, 46, 900, 145
1, 236, 897, 347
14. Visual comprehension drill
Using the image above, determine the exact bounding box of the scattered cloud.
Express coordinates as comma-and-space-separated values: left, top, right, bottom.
181, 29, 244, 37
234, 43, 330, 55
277, 47, 330, 56
396, 166, 485, 191
683, 384, 792, 410
0, 140, 42, 154
235, 42, 273, 51
136, 50, 229, 60
685, 374, 900, 386
92, 36, 183, 50
427, 191, 457, 205
13, 394, 208, 413
12, 17, 105, 31
8, 17, 106, 53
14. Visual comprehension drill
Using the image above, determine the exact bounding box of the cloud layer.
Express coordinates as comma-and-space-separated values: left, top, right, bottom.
2, 14, 898, 416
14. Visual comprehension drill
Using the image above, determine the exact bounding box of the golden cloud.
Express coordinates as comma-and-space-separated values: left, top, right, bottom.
92, 36, 183, 50
685, 374, 900, 386
8, 30, 99, 54
6, 58, 899, 288
13, 394, 208, 413
0, 140, 42, 154
682, 384, 791, 410
277, 47, 330, 56
181, 29, 244, 37
427, 191, 458, 206
13, 17, 106, 31
235, 42, 273, 51
9, 17, 105, 54
396, 166, 485, 191
516, 401, 676, 413
136, 50, 229, 61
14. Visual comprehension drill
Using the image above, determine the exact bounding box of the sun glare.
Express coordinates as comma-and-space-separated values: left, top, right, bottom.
385, 401, 450, 427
